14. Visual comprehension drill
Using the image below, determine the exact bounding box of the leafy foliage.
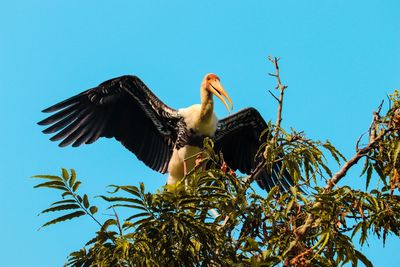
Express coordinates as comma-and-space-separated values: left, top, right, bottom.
259, 124, 346, 186
33, 169, 100, 228
33, 127, 400, 266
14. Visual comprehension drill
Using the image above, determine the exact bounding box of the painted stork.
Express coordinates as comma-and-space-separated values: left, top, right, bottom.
38, 74, 292, 191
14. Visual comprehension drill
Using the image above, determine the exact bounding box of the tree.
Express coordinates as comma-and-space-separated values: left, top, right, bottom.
33, 57, 400, 266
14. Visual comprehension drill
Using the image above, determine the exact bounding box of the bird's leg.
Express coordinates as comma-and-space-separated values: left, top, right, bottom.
183, 160, 188, 176
183, 160, 189, 190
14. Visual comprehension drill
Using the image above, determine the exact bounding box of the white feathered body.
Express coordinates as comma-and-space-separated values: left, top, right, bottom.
167, 104, 217, 184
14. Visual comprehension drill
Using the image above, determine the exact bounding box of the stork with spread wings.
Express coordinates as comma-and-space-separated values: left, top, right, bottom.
38, 74, 292, 191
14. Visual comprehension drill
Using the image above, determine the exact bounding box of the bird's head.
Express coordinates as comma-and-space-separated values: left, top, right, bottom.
202, 73, 233, 112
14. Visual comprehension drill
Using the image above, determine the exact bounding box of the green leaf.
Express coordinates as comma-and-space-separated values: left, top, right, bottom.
131, 216, 154, 228
108, 204, 148, 211
32, 175, 62, 181
85, 236, 100, 247
69, 170, 77, 188
101, 218, 117, 232
354, 249, 373, 267
366, 195, 379, 211
99, 196, 144, 205
393, 141, 400, 165
62, 191, 73, 198
34, 181, 66, 190
62, 168, 69, 181
316, 157, 332, 177
366, 164, 373, 190
122, 221, 135, 229
83, 194, 89, 209
203, 137, 214, 151
312, 232, 330, 258
256, 142, 269, 157
41, 204, 80, 214
41, 211, 86, 228
286, 199, 295, 215
108, 185, 142, 198
72, 181, 81, 192
266, 186, 278, 201
51, 199, 77, 206
126, 212, 151, 221
373, 162, 386, 181
89, 206, 98, 215
260, 125, 271, 139
323, 140, 346, 162
360, 158, 370, 177
139, 182, 145, 194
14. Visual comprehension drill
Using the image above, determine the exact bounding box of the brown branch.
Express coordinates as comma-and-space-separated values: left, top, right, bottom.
268, 56, 288, 139
327, 100, 386, 191
268, 90, 280, 102
245, 56, 288, 185
294, 102, 393, 250
325, 126, 392, 191
355, 131, 367, 151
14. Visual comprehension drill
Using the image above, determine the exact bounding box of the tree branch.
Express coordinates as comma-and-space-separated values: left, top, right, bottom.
268, 56, 288, 139
326, 101, 387, 191
295, 101, 393, 242
246, 56, 288, 185
325, 126, 392, 191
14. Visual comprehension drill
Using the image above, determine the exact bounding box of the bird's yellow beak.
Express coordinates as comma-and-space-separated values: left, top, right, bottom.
209, 80, 233, 113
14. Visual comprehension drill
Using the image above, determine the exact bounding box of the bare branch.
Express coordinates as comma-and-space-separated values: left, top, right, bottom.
267, 56, 288, 139
246, 56, 288, 185
268, 90, 280, 102
377, 99, 385, 114
356, 131, 367, 151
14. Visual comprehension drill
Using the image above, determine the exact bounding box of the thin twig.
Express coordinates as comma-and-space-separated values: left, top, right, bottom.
356, 131, 367, 151
377, 99, 385, 114
268, 90, 280, 102
67, 184, 103, 228
268, 56, 288, 139
246, 56, 288, 186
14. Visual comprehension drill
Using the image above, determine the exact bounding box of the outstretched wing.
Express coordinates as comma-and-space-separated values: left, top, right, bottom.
214, 107, 293, 191
38, 75, 180, 173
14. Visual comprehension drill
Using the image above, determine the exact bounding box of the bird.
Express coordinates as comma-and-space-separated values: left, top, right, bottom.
38, 74, 293, 191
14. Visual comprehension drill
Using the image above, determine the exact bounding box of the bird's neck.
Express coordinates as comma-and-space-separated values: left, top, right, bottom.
199, 87, 214, 122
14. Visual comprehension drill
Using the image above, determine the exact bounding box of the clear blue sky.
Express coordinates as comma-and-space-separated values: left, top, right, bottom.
1, 1, 399, 266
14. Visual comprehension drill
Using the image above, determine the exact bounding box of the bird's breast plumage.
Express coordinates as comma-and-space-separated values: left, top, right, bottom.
178, 104, 218, 137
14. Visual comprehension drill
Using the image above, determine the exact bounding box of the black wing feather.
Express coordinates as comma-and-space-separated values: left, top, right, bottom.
38, 75, 180, 174
214, 107, 293, 191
